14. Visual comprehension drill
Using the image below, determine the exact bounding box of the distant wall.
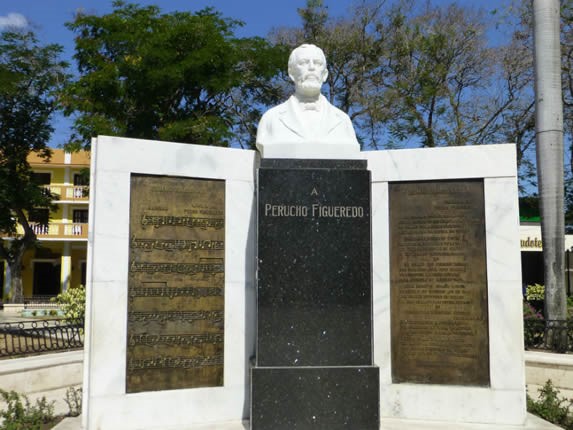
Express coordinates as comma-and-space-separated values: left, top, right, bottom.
0, 351, 83, 416
525, 351, 573, 401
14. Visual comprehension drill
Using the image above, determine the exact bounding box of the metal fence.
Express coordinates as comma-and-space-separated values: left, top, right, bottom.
0, 319, 84, 358
523, 319, 573, 353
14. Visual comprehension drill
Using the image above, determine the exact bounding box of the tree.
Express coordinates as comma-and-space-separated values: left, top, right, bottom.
62, 1, 286, 150
533, 0, 567, 342
271, 0, 536, 157
0, 31, 68, 303
271, 0, 390, 148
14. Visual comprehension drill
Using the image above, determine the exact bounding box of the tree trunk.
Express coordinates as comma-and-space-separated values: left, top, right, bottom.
8, 253, 24, 304
533, 0, 567, 348
0, 238, 32, 304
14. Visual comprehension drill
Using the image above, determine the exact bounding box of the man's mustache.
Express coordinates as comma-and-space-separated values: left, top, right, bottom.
301, 73, 321, 81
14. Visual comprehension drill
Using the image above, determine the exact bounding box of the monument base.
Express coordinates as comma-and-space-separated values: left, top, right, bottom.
53, 413, 560, 430
251, 366, 379, 430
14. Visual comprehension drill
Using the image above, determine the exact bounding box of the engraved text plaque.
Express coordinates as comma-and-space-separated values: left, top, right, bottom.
390, 180, 489, 386
126, 174, 225, 393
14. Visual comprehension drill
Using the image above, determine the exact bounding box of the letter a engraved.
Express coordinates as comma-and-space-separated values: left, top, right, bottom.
311, 188, 319, 196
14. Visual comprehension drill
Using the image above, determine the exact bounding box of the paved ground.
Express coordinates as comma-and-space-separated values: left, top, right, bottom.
52, 416, 81, 430
0, 309, 64, 324
0, 310, 33, 323
53, 415, 559, 430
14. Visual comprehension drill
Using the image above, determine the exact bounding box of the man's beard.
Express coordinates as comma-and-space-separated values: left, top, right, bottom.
296, 75, 322, 95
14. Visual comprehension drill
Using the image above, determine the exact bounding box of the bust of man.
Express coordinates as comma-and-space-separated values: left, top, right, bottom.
256, 44, 360, 158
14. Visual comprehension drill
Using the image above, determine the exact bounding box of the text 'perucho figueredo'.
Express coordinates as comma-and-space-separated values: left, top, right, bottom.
252, 159, 379, 430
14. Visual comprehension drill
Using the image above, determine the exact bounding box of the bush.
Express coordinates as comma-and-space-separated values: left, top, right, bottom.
526, 283, 545, 301
523, 301, 546, 349
0, 390, 55, 430
524, 301, 544, 320
51, 285, 86, 322
64, 386, 82, 417
527, 380, 573, 429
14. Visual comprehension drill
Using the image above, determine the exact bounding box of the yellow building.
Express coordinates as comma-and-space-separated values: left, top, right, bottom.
1, 150, 90, 301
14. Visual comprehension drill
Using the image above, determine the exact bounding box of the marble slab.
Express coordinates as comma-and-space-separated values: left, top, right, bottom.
84, 136, 257, 430
252, 158, 379, 429
256, 161, 372, 366
257, 142, 361, 159
251, 366, 380, 430
365, 144, 526, 425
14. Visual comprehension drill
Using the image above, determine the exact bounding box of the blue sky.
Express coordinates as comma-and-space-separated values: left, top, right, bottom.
0, 0, 511, 148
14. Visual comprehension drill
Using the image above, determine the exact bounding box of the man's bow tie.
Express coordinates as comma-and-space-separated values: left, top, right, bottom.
302, 102, 320, 111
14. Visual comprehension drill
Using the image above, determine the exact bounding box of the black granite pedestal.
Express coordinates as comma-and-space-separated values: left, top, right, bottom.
251, 159, 379, 430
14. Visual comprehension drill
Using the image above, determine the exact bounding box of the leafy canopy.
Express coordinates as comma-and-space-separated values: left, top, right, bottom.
63, 1, 286, 149
0, 30, 67, 237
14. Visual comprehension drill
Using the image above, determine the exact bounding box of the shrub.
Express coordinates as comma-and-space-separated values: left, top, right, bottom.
526, 283, 545, 301
527, 380, 573, 429
51, 285, 86, 322
64, 386, 82, 417
568, 296, 573, 319
523, 301, 546, 348
0, 389, 55, 430
523, 301, 544, 320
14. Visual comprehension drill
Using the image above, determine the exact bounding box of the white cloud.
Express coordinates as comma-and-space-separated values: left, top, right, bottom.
0, 13, 28, 30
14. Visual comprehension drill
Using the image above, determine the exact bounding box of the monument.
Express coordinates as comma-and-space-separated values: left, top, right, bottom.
256, 44, 360, 160
251, 44, 379, 429
82, 44, 538, 429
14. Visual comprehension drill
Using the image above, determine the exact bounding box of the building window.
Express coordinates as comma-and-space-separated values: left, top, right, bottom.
73, 209, 89, 224
72, 173, 89, 198
29, 208, 49, 234
73, 172, 89, 186
29, 208, 49, 224
32, 172, 51, 185
32, 172, 51, 196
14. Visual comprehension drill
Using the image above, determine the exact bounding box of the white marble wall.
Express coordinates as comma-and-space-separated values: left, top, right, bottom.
84, 139, 526, 428
83, 136, 257, 430
364, 144, 526, 425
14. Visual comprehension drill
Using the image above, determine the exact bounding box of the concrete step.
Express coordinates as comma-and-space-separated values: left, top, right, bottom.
53, 414, 560, 430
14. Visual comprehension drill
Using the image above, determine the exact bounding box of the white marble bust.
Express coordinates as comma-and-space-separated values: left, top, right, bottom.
256, 44, 360, 159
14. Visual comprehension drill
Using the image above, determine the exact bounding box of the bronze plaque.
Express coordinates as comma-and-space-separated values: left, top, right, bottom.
126, 174, 225, 393
390, 180, 489, 386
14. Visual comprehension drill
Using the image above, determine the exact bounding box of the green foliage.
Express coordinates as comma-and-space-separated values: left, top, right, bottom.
567, 296, 573, 319
297, 0, 328, 43
523, 300, 546, 349
526, 284, 545, 301
62, 1, 285, 150
0, 389, 55, 430
523, 301, 544, 320
527, 380, 573, 429
64, 386, 82, 417
52, 285, 86, 321
0, 31, 67, 235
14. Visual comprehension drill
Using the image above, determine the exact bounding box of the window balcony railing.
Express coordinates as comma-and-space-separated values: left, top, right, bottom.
42, 185, 89, 201
19, 222, 89, 239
